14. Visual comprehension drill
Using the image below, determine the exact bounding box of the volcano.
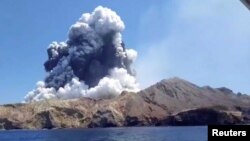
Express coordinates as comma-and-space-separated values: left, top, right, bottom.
1, 77, 250, 130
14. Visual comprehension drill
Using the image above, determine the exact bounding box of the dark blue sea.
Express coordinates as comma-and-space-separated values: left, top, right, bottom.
0, 126, 207, 141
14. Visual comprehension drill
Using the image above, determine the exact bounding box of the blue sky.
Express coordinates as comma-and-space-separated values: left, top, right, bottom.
0, 0, 250, 104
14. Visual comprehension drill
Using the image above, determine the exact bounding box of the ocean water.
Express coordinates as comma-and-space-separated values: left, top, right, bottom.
0, 126, 207, 141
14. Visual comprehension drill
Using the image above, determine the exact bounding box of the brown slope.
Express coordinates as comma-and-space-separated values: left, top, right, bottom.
139, 77, 250, 114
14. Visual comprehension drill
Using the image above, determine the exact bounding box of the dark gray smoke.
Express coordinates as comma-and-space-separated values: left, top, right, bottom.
44, 34, 133, 89
25, 6, 139, 102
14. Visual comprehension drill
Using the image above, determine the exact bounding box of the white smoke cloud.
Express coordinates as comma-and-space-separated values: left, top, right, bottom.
126, 49, 137, 62
86, 6, 125, 35
85, 67, 139, 99
25, 81, 57, 102
24, 6, 139, 102
25, 68, 139, 102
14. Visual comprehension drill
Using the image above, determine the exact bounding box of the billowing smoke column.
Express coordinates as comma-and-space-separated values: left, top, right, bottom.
25, 6, 139, 102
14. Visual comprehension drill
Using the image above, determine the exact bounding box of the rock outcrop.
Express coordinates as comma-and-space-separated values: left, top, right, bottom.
0, 77, 250, 130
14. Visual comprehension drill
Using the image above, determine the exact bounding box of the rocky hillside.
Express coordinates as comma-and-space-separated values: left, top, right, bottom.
139, 77, 250, 114
0, 77, 250, 130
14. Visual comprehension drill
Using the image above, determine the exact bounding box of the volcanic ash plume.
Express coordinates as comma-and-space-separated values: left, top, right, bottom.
24, 6, 139, 102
